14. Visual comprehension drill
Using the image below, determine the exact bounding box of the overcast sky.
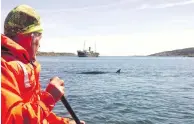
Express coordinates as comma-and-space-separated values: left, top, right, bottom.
1, 0, 194, 56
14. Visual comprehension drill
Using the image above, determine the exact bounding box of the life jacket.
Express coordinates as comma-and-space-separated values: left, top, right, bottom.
1, 34, 69, 124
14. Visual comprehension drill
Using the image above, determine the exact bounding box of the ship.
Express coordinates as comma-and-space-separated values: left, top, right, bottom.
77, 42, 99, 57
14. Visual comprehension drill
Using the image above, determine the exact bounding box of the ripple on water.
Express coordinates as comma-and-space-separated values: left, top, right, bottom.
38, 56, 194, 124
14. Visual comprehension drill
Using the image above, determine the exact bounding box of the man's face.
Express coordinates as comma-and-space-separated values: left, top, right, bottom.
31, 32, 42, 61
16, 32, 42, 61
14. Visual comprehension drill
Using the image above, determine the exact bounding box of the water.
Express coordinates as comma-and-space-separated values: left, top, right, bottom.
37, 56, 194, 124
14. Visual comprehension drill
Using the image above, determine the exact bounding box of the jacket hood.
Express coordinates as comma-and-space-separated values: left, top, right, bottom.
1, 34, 30, 63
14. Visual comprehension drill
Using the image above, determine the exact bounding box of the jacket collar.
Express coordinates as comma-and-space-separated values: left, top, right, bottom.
1, 34, 30, 63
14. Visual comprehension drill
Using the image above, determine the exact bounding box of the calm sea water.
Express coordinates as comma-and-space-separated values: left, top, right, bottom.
37, 56, 194, 124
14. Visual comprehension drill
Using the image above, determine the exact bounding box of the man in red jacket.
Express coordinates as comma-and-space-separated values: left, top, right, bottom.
1, 4, 85, 124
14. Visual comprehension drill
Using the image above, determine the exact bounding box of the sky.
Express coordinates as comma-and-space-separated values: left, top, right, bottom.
1, 0, 194, 56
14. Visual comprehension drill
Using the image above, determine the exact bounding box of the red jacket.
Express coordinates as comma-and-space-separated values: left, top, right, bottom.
1, 34, 69, 124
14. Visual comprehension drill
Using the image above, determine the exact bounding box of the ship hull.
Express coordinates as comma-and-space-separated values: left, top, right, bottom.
77, 51, 99, 57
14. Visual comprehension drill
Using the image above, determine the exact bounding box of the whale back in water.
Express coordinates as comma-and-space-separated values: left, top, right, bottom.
79, 71, 107, 74
79, 69, 121, 74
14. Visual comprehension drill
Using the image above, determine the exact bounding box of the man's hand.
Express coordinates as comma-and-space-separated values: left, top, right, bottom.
46, 76, 65, 102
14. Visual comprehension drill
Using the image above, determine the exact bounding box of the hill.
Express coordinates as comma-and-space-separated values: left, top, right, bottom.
37, 51, 76, 56
149, 47, 194, 57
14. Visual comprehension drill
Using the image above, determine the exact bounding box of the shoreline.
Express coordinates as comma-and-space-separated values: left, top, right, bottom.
37, 52, 76, 56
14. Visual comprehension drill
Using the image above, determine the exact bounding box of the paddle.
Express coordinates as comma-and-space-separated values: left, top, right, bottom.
61, 96, 81, 124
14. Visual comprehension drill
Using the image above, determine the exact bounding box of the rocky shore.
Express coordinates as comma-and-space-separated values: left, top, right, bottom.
37, 51, 76, 56
149, 47, 194, 57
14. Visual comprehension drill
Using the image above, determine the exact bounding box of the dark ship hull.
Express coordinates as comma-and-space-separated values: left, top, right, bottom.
77, 50, 99, 57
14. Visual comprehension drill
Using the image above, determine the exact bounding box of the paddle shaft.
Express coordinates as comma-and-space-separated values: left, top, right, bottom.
61, 96, 81, 124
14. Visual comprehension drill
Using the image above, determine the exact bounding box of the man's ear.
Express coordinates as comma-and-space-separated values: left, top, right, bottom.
31, 33, 35, 41
31, 33, 34, 38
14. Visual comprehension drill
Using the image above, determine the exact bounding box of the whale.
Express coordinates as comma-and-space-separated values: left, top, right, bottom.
78, 69, 121, 74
